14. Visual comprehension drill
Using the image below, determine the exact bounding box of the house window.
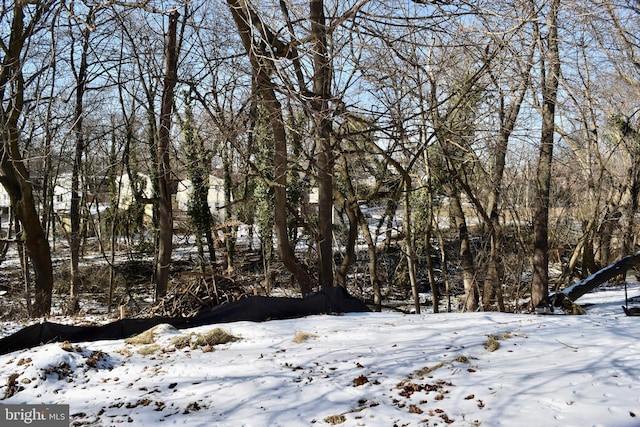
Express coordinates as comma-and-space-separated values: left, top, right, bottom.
56, 194, 63, 203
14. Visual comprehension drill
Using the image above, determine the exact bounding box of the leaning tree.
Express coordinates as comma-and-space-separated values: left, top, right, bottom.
0, 1, 56, 316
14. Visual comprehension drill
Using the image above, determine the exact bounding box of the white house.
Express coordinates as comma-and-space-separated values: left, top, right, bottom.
0, 184, 10, 232
52, 173, 117, 235
175, 174, 227, 221
115, 172, 155, 222
52, 172, 74, 214
52, 173, 113, 214
0, 184, 10, 210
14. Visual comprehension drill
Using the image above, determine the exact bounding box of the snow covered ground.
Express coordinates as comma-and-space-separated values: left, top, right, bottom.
1, 282, 640, 426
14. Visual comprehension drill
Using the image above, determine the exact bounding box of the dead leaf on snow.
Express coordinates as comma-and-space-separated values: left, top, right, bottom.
324, 414, 346, 425
409, 404, 423, 414
353, 375, 369, 386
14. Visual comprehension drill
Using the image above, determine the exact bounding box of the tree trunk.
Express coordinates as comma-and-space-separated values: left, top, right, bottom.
596, 198, 621, 267
69, 11, 92, 313
435, 222, 453, 312
338, 149, 382, 309
424, 217, 439, 313
403, 179, 420, 314
155, 11, 179, 300
223, 144, 235, 272
0, 3, 53, 317
359, 209, 382, 311
267, 86, 312, 294
310, 0, 334, 289
336, 196, 358, 288
438, 138, 478, 311
107, 126, 122, 312
622, 125, 640, 255
484, 236, 505, 311
531, 0, 561, 309
450, 192, 478, 312
18, 195, 53, 317
483, 49, 531, 311
227, 0, 312, 294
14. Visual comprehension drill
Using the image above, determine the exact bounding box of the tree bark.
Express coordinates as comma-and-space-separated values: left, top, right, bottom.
155, 11, 179, 300
227, 0, 312, 294
310, 0, 335, 289
69, 9, 93, 313
531, 0, 560, 308
450, 191, 478, 312
335, 195, 358, 288
403, 179, 421, 314
424, 212, 439, 313
337, 145, 382, 309
0, 3, 54, 317
359, 210, 383, 311
223, 144, 235, 272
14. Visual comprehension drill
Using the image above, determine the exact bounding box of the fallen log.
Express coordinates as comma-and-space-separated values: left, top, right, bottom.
622, 306, 640, 316
551, 251, 640, 307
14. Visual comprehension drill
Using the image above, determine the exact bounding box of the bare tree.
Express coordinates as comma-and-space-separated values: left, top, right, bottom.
67, 3, 96, 313
0, 1, 55, 316
225, 0, 314, 294
309, 0, 335, 289
531, 0, 561, 309
155, 10, 179, 299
